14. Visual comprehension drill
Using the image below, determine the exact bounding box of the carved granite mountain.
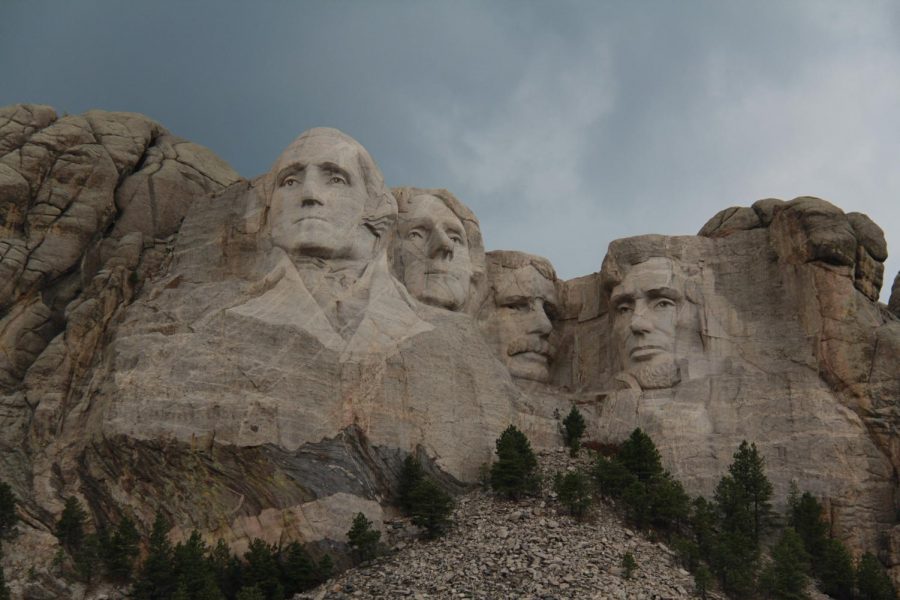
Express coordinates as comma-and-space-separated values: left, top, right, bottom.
1, 105, 898, 595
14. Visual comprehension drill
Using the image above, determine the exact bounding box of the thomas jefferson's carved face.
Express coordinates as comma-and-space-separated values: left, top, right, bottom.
398, 194, 473, 310
610, 257, 683, 384
269, 134, 373, 260
489, 265, 558, 382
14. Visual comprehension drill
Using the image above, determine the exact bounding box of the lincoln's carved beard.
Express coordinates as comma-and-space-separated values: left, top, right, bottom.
617, 355, 681, 390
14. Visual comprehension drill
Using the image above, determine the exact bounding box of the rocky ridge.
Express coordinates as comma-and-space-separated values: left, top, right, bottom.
299, 449, 701, 600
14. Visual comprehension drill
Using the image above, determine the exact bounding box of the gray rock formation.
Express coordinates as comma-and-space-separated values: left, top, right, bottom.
1, 104, 898, 592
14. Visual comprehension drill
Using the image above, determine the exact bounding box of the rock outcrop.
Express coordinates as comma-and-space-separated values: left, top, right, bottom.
0, 104, 898, 594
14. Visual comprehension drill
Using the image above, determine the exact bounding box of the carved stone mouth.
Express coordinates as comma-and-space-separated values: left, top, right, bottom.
629, 345, 667, 360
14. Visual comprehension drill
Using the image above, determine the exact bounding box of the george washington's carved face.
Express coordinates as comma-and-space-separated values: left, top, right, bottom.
269, 133, 374, 260
397, 194, 473, 310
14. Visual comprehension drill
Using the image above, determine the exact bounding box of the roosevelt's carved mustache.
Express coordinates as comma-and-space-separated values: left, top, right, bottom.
507, 338, 552, 357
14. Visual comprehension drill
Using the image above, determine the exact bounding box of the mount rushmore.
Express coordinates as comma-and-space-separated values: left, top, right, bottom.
0, 104, 899, 588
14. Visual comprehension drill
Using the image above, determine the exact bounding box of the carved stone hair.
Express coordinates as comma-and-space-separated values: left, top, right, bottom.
485, 250, 557, 284
264, 127, 397, 240
600, 235, 703, 305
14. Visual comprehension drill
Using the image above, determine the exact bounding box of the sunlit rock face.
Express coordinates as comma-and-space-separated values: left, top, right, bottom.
1, 103, 899, 591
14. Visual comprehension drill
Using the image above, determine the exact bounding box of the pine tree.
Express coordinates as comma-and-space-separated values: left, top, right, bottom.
104, 515, 140, 582
409, 478, 455, 538
617, 428, 664, 483
208, 538, 242, 598
759, 527, 810, 600
621, 552, 637, 579
74, 532, 102, 583
133, 512, 175, 600
316, 554, 333, 583
397, 455, 425, 514
819, 538, 855, 600
553, 470, 592, 519
347, 512, 381, 562
490, 425, 540, 500
562, 406, 587, 457
236, 585, 266, 600
594, 455, 636, 499
279, 541, 317, 595
173, 530, 213, 599
727, 441, 773, 545
56, 496, 87, 551
856, 552, 898, 600
690, 496, 718, 564
694, 563, 713, 600
242, 538, 284, 600
0, 481, 17, 538
788, 492, 828, 562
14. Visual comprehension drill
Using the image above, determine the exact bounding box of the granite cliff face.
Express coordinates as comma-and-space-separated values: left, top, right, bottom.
0, 105, 898, 594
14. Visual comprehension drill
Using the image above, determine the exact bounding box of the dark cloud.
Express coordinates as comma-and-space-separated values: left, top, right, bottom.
2, 0, 897, 299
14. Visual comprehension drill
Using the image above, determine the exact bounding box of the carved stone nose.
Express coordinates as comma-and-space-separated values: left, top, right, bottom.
301, 198, 323, 208
429, 230, 454, 260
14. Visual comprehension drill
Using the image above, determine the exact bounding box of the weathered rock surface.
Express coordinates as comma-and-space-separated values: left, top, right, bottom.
555, 196, 899, 579
0, 104, 898, 595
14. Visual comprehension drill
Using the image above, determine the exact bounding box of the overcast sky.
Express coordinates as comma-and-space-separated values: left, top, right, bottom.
2, 1, 898, 301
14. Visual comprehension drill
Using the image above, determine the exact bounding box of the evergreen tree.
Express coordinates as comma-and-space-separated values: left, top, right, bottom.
788, 492, 828, 562
397, 455, 425, 514
561, 406, 587, 456
727, 441, 773, 545
490, 425, 540, 500
646, 474, 690, 531
759, 527, 810, 600
347, 512, 381, 562
56, 496, 87, 551
819, 538, 855, 600
593, 455, 636, 499
209, 538, 243, 598
74, 532, 102, 584
409, 478, 455, 538
279, 541, 317, 596
242, 539, 284, 600
173, 530, 214, 599
690, 496, 718, 564
617, 428, 664, 483
171, 583, 191, 600
552, 470, 592, 519
316, 554, 333, 583
694, 564, 713, 600
236, 586, 266, 600
856, 552, 898, 600
711, 530, 758, 599
621, 552, 637, 579
0, 481, 16, 538
133, 512, 175, 600
104, 516, 140, 582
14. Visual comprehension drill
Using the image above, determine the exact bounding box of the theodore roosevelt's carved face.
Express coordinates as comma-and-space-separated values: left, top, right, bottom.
397, 194, 473, 310
610, 257, 684, 388
488, 263, 558, 382
269, 133, 373, 261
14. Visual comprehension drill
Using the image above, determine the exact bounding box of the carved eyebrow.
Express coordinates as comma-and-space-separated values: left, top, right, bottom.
319, 161, 352, 183
275, 163, 305, 185
646, 287, 682, 301
496, 293, 530, 305
610, 292, 634, 306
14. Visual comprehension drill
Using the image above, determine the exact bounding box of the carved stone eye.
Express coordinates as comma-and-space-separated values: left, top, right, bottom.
329, 175, 346, 185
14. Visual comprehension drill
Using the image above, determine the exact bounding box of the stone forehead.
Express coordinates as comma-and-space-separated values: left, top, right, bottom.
493, 264, 559, 302
272, 127, 366, 174
406, 194, 463, 225
486, 250, 556, 282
